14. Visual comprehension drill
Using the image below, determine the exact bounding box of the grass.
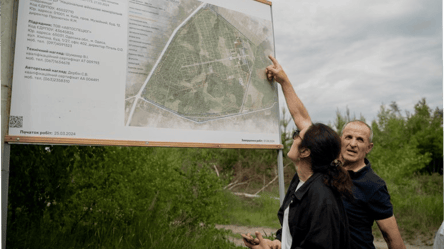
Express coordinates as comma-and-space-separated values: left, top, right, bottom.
386, 173, 442, 244
7, 211, 244, 249
221, 191, 281, 229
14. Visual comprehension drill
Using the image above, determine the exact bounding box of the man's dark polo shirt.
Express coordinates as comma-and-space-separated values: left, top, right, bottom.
343, 159, 393, 249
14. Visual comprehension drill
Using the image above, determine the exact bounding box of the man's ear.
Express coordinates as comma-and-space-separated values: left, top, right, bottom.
299, 147, 311, 158
366, 143, 374, 154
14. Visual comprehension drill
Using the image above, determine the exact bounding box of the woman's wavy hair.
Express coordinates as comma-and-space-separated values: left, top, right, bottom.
300, 123, 353, 199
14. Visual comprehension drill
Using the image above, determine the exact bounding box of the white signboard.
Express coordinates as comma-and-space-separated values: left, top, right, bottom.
7, 0, 280, 148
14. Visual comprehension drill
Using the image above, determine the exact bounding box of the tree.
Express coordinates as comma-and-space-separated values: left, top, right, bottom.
332, 106, 365, 135
368, 99, 442, 179
405, 98, 443, 173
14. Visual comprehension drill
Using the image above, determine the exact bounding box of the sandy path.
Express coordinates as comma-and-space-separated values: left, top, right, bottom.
215, 224, 434, 249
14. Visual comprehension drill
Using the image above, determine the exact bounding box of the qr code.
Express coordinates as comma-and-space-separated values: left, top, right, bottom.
9, 116, 23, 128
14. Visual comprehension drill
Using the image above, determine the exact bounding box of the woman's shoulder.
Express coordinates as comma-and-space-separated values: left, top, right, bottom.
306, 174, 340, 202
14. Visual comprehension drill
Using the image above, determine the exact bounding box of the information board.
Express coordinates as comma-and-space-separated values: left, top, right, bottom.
6, 0, 281, 149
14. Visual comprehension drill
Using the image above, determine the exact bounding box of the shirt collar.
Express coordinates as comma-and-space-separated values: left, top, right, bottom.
348, 158, 371, 179
294, 173, 323, 201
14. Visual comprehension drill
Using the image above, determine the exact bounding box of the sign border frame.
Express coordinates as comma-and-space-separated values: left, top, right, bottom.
4, 0, 279, 149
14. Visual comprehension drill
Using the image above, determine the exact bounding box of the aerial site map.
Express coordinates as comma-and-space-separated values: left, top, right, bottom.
125, 0, 278, 134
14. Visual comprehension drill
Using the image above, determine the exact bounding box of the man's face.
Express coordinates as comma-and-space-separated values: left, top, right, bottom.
341, 122, 373, 165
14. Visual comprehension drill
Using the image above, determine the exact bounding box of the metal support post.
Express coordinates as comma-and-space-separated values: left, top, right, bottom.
2, 0, 18, 247
277, 149, 285, 205
1, 144, 10, 249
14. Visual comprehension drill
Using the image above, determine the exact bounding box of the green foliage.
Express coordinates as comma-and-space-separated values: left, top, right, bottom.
8, 145, 102, 226
333, 107, 349, 133
9, 210, 242, 249
372, 173, 443, 241
61, 147, 193, 230
368, 98, 442, 180
406, 99, 443, 173
7, 145, 229, 248
369, 141, 431, 180
331, 106, 366, 135
369, 104, 429, 178
179, 161, 228, 226
178, 146, 277, 180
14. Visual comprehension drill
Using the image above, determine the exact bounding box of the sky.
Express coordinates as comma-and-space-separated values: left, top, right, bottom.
270, 0, 443, 127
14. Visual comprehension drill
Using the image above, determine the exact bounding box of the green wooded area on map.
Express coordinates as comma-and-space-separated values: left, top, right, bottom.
142, 4, 275, 122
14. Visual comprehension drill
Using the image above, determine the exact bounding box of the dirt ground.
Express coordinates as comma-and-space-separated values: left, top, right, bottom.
215, 224, 435, 249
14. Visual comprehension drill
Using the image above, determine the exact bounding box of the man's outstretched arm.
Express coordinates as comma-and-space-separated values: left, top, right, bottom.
266, 55, 312, 130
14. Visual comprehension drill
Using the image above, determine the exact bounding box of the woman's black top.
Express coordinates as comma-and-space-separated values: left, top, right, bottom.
275, 172, 351, 249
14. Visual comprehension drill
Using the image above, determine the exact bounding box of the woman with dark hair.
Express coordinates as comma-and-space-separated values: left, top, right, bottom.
244, 123, 353, 249
243, 56, 353, 249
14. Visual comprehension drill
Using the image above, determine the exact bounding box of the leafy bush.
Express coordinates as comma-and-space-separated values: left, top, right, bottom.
8, 145, 97, 227
7, 145, 228, 247
368, 136, 431, 180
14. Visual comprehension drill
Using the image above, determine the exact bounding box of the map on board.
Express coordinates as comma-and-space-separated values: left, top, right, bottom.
7, 0, 279, 146
125, 1, 278, 133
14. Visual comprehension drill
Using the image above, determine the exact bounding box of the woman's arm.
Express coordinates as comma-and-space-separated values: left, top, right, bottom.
266, 55, 312, 130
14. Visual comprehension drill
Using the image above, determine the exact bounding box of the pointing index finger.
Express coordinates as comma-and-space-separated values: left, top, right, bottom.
268, 54, 280, 67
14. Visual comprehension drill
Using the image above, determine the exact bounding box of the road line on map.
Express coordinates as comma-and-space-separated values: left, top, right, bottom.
126, 2, 206, 126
